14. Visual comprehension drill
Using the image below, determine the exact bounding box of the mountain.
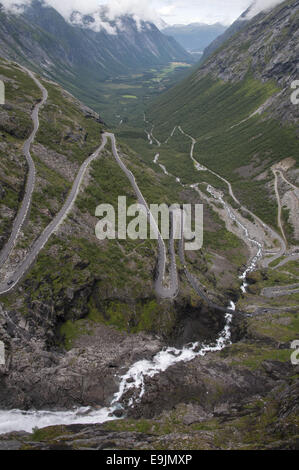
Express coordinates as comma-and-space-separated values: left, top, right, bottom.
0, 1, 192, 111
200, 9, 250, 62
0, 0, 299, 452
162, 22, 227, 52
0, 57, 242, 421
148, 0, 299, 227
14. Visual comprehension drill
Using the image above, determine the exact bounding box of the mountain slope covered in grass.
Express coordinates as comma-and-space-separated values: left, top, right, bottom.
148, 0, 299, 229
0, 0, 298, 451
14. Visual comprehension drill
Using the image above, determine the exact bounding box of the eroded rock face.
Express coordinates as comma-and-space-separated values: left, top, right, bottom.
0, 378, 297, 450
0, 293, 233, 410
126, 356, 291, 420
0, 308, 162, 409
198, 0, 299, 125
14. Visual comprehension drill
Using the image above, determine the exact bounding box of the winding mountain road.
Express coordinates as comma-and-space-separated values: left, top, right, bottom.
107, 133, 179, 299
273, 169, 287, 244
146, 122, 293, 300
144, 121, 241, 312
0, 137, 107, 295
1, 97, 293, 302
0, 68, 48, 267
0, 132, 179, 299
176, 126, 287, 267
278, 170, 299, 194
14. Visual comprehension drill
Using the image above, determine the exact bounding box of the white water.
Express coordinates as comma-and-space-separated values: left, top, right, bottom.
159, 163, 169, 176
206, 185, 263, 292
0, 312, 233, 435
0, 123, 255, 436
0, 407, 118, 435
112, 312, 233, 407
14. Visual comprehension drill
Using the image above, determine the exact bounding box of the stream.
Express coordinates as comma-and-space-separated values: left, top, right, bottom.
206, 185, 263, 293
0, 310, 233, 435
0, 122, 262, 436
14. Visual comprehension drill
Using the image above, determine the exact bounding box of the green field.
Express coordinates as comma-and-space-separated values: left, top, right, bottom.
87, 62, 193, 127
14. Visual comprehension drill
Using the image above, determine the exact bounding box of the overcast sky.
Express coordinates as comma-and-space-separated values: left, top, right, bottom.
151, 0, 252, 25
2, 0, 286, 26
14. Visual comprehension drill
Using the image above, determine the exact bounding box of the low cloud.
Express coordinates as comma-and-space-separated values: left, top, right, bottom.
1, 0, 165, 32
245, 0, 285, 19
1, 0, 32, 14
1, 0, 288, 29
1, 1, 160, 23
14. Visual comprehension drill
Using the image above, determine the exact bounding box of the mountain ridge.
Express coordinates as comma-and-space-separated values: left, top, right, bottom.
162, 22, 227, 52
0, 0, 192, 116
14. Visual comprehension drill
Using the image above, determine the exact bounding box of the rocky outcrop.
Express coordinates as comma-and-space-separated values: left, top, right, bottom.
0, 304, 163, 409
0, 376, 297, 450
127, 354, 295, 420
198, 0, 299, 125
0, 289, 233, 410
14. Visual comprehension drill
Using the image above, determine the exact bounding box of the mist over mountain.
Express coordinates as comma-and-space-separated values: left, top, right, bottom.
1, 0, 167, 29
0, 0, 192, 112
200, 7, 251, 62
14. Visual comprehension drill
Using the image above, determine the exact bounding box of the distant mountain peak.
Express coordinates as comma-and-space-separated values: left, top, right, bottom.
0, 0, 192, 111
162, 22, 227, 52
1, 0, 165, 33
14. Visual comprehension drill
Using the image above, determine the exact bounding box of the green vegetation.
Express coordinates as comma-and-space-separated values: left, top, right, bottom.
53, 63, 193, 128
145, 74, 298, 230
0, 60, 41, 248
60, 297, 177, 350
37, 79, 104, 165
222, 342, 292, 370
248, 312, 299, 343
32, 426, 71, 442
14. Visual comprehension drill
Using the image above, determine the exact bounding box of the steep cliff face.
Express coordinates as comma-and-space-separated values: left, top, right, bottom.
198, 0, 299, 124
200, 11, 249, 63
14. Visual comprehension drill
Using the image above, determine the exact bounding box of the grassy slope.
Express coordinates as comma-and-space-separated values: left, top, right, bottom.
0, 60, 187, 340
0, 53, 298, 450
148, 74, 298, 228
0, 58, 41, 248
